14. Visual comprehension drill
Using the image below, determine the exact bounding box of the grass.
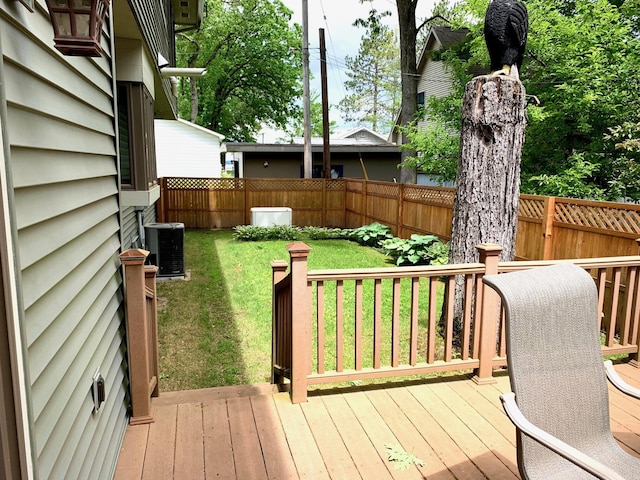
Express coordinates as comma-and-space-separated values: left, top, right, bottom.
157, 230, 401, 391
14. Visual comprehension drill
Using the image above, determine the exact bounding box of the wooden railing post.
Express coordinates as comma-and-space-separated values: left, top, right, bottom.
631, 240, 640, 367
271, 260, 289, 385
287, 242, 312, 403
541, 196, 556, 260
473, 243, 503, 385
119, 249, 156, 424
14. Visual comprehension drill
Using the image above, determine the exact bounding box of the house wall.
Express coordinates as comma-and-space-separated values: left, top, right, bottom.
416, 59, 454, 131
242, 152, 401, 182
155, 120, 223, 178
0, 1, 128, 478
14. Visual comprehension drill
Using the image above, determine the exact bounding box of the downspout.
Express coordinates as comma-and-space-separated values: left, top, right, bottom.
136, 206, 145, 249
0, 30, 36, 480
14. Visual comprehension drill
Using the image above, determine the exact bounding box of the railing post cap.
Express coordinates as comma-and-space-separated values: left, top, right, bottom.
144, 265, 159, 276
286, 242, 312, 258
476, 243, 503, 254
270, 260, 289, 270
119, 249, 150, 264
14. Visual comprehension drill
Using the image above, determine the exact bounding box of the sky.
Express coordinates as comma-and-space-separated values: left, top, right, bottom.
258, 0, 436, 142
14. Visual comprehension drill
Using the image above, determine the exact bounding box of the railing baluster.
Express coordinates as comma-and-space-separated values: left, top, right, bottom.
596, 268, 607, 332
317, 281, 325, 374
444, 275, 455, 362
355, 279, 363, 370
461, 274, 473, 360
391, 278, 401, 367
608, 267, 622, 347
472, 274, 483, 359
373, 278, 382, 369
427, 276, 438, 363
410, 277, 419, 366
622, 267, 637, 345
336, 280, 344, 372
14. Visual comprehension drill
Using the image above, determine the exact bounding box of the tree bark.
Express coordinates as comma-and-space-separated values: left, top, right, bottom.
396, 0, 418, 184
449, 75, 526, 338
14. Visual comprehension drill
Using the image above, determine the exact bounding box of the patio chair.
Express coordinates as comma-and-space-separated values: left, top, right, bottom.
483, 263, 640, 480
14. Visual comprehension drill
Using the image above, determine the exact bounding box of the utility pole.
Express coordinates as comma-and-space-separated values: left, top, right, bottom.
302, 0, 312, 178
319, 28, 331, 178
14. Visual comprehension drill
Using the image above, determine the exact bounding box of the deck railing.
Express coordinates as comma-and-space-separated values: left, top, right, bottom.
120, 249, 159, 424
272, 243, 640, 403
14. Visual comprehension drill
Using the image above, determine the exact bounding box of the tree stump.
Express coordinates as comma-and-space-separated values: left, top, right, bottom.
451, 75, 526, 264
449, 75, 526, 339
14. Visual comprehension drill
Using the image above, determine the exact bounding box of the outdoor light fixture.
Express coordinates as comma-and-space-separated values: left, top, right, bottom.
45, 0, 110, 57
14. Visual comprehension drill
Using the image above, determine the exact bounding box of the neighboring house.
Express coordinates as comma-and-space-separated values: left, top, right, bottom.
389, 25, 468, 144
0, 0, 200, 478
155, 119, 224, 178
225, 126, 402, 181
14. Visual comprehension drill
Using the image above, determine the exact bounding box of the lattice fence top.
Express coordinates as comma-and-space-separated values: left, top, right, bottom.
366, 182, 400, 198
519, 197, 545, 219
403, 186, 454, 206
247, 178, 344, 192
165, 177, 244, 190
555, 201, 640, 235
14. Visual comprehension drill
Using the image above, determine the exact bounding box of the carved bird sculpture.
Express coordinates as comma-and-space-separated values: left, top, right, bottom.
484, 0, 528, 80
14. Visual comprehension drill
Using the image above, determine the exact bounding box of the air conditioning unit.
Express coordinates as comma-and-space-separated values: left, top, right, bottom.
145, 223, 185, 277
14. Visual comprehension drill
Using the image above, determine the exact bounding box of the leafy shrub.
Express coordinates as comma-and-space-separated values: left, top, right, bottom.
381, 234, 449, 266
347, 222, 393, 247
233, 225, 302, 241
303, 226, 350, 240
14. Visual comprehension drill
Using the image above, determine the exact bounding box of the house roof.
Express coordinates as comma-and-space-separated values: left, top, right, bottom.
417, 25, 468, 73
157, 119, 225, 141
225, 126, 398, 153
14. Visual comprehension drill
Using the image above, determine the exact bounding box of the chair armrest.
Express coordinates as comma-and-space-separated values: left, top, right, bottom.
500, 392, 626, 480
604, 360, 640, 399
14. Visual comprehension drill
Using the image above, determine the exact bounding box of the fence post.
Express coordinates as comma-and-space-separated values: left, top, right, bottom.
119, 249, 156, 424
397, 183, 404, 239
541, 196, 556, 260
271, 260, 289, 385
244, 179, 250, 225
473, 243, 503, 385
158, 178, 166, 223
362, 179, 368, 226
322, 178, 327, 227
287, 242, 312, 403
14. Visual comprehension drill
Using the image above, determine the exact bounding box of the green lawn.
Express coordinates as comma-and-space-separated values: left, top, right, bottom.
156, 230, 398, 391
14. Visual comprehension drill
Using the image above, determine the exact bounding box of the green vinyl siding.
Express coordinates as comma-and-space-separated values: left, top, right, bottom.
0, 2, 129, 479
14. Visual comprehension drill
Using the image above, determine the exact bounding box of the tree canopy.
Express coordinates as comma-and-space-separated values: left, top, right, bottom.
403, 0, 640, 200
176, 0, 303, 142
338, 8, 401, 134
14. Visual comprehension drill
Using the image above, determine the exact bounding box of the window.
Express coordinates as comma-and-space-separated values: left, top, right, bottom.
117, 82, 157, 191
417, 91, 425, 107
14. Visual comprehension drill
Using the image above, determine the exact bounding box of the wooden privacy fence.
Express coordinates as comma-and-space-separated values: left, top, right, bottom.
272, 242, 640, 403
159, 177, 640, 261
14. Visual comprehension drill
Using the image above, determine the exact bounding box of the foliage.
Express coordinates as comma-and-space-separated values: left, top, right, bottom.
382, 235, 449, 266
528, 153, 606, 200
385, 444, 425, 471
347, 222, 394, 247
303, 226, 350, 240
176, 0, 303, 142
338, 6, 401, 133
232, 225, 303, 241
282, 91, 337, 140
404, 0, 640, 200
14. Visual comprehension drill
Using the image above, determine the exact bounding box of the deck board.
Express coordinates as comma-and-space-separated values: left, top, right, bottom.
115, 364, 640, 480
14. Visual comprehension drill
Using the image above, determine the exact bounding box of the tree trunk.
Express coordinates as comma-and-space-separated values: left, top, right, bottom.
449, 75, 526, 339
396, 0, 418, 184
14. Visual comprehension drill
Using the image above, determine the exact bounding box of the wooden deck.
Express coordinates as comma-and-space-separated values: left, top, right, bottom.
114, 363, 640, 480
